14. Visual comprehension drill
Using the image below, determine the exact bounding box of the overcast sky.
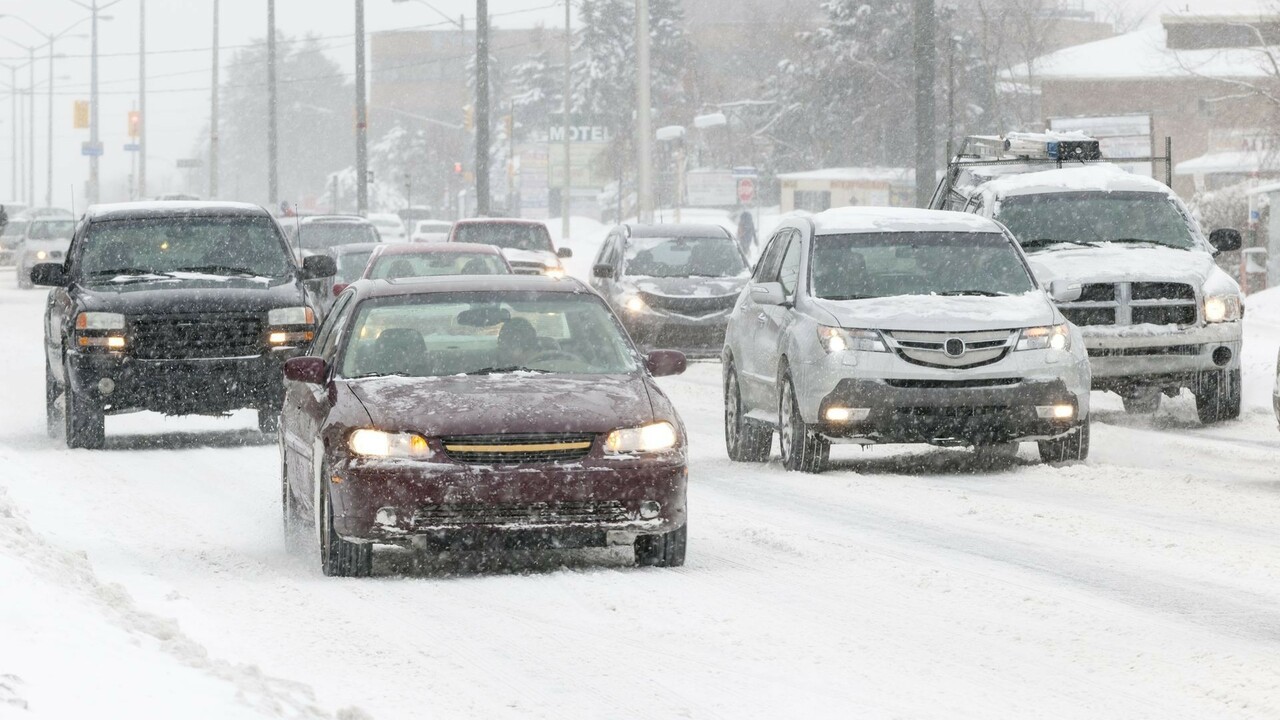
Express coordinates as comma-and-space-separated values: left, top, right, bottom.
0, 0, 1269, 209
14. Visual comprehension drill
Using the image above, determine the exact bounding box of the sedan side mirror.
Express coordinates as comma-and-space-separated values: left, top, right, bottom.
749, 281, 786, 306
30, 263, 68, 287
645, 349, 687, 377
557, 247, 573, 259
284, 356, 328, 385
302, 254, 337, 279
1048, 279, 1082, 303
1209, 228, 1243, 254
592, 263, 615, 279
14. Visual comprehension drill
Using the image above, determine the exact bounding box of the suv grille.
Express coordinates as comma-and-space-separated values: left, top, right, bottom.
130, 313, 265, 359
883, 330, 1015, 369
441, 433, 594, 464
412, 501, 628, 528
637, 292, 738, 316
1058, 282, 1197, 328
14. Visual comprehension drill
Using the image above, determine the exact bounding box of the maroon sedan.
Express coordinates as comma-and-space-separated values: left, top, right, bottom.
280, 274, 689, 576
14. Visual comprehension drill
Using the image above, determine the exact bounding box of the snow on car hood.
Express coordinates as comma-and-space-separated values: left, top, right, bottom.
1025, 245, 1240, 295
500, 248, 557, 268
630, 275, 747, 297
811, 290, 1057, 332
347, 373, 654, 436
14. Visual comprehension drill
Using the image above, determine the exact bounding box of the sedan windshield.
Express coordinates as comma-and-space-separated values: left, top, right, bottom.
298, 223, 379, 251
811, 232, 1036, 300
624, 236, 748, 278
78, 216, 292, 278
368, 252, 509, 279
340, 292, 638, 378
453, 223, 553, 252
28, 220, 75, 240
996, 191, 1197, 251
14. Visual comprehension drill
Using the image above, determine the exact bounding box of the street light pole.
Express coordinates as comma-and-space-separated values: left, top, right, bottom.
210, 0, 219, 199
67, 0, 123, 204
267, 0, 278, 207
45, 41, 53, 206
561, 0, 570, 237
355, 0, 368, 216
138, 0, 146, 198
635, 0, 653, 222
913, 0, 936, 207
475, 0, 490, 216
26, 45, 33, 204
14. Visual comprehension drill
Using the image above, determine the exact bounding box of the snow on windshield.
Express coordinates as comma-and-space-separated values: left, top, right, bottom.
79, 217, 292, 278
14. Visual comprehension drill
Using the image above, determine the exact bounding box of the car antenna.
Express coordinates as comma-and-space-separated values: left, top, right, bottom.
294, 204, 302, 265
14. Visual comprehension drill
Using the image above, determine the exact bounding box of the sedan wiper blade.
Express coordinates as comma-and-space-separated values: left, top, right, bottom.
821, 294, 877, 300
1108, 238, 1177, 247
936, 290, 1010, 297
350, 371, 410, 379
465, 366, 545, 375
87, 267, 167, 277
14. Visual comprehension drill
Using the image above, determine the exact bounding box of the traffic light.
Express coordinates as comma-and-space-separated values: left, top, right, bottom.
73, 100, 89, 129
453, 162, 463, 174
127, 110, 141, 138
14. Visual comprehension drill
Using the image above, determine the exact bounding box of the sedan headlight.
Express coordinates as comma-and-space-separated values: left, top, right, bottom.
624, 295, 647, 313
268, 306, 315, 326
347, 429, 431, 458
1016, 324, 1070, 351
817, 326, 887, 353
605, 421, 678, 454
75, 312, 126, 330
1204, 294, 1242, 323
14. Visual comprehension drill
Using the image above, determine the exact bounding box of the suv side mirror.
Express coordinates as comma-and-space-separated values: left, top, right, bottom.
302, 254, 337, 279
1209, 228, 1243, 254
557, 247, 573, 259
645, 350, 687, 377
592, 263, 615, 279
1049, 279, 1082, 303
749, 281, 786, 306
284, 356, 328, 385
30, 263, 68, 287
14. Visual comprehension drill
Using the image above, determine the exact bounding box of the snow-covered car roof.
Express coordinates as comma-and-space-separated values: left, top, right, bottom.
809, 206, 1001, 236
980, 164, 1174, 199
84, 200, 270, 221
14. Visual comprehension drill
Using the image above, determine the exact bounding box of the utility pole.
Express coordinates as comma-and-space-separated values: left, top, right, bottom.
209, 0, 219, 199
913, 0, 936, 208
45, 41, 54, 206
561, 0, 571, 236
355, 0, 368, 216
475, 0, 490, 216
138, 0, 146, 198
635, 0, 653, 222
7, 65, 15, 200
26, 46, 33, 205
267, 0, 278, 207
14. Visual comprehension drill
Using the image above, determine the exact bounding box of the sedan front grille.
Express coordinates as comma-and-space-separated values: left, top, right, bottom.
441, 433, 594, 464
412, 501, 628, 528
129, 313, 265, 359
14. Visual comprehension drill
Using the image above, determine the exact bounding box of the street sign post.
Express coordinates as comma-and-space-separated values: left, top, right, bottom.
123, 143, 141, 152
80, 142, 103, 157
737, 177, 756, 204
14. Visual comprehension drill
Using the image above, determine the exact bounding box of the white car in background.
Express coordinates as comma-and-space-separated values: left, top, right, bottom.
368, 212, 407, 242
411, 219, 453, 243
16, 217, 76, 289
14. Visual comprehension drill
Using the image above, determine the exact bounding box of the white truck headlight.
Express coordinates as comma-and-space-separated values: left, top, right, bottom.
1016, 324, 1070, 351
348, 429, 431, 458
605, 421, 678, 454
1204, 294, 1242, 323
818, 326, 887, 353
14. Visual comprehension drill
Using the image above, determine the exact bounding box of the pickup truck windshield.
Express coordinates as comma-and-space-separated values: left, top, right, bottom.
811, 232, 1035, 300
79, 216, 292, 278
996, 191, 1197, 251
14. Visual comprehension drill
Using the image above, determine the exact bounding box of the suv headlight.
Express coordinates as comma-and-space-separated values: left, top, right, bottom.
76, 312, 126, 330
347, 429, 431, 458
624, 295, 648, 313
1204, 294, 1242, 323
268, 306, 315, 326
1016, 324, 1070, 351
818, 326, 887, 353
605, 421, 678, 454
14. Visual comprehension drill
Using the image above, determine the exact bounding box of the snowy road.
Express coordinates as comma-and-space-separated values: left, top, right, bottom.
4, 274, 1280, 719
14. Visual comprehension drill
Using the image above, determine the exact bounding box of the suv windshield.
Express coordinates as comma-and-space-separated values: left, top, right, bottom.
298, 223, 379, 251
340, 291, 637, 377
996, 191, 1197, 251
28, 220, 75, 240
453, 223, 552, 252
624, 236, 747, 278
78, 216, 292, 278
811, 232, 1036, 300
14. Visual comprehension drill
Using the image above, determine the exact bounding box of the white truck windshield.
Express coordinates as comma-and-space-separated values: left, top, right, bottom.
997, 191, 1197, 251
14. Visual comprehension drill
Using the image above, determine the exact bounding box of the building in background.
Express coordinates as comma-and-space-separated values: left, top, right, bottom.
778, 167, 915, 213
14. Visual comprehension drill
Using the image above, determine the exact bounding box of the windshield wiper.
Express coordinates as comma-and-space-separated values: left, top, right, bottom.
350, 371, 410, 379
174, 265, 265, 277
1019, 238, 1101, 250
87, 267, 168, 277
465, 366, 546, 375
937, 290, 1010, 297
821, 294, 877, 300
1108, 238, 1180, 248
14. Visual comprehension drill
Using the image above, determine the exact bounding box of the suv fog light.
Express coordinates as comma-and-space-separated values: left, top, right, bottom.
375, 508, 398, 527
1212, 346, 1232, 367
825, 407, 870, 423
1036, 404, 1075, 420
97, 377, 116, 396
639, 500, 662, 520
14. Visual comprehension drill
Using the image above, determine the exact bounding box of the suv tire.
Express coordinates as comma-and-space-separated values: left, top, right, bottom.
634, 523, 687, 567
64, 384, 105, 450
1195, 369, 1241, 424
318, 469, 372, 577
725, 365, 771, 462
1038, 420, 1090, 464
779, 373, 829, 473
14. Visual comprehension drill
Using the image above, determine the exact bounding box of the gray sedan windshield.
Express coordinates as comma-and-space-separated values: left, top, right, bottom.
996, 191, 1197, 251
811, 232, 1036, 300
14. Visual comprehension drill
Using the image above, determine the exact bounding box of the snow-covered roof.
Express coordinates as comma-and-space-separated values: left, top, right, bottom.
1011, 24, 1280, 81
1175, 149, 1280, 175
980, 165, 1173, 198
809, 206, 1000, 235
778, 167, 915, 184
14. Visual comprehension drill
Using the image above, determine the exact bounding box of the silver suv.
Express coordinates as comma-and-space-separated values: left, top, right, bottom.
722, 207, 1092, 473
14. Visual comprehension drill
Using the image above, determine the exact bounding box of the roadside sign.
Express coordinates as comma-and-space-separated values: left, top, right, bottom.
737, 177, 756, 204
732, 165, 758, 179
123, 143, 141, 152
176, 158, 203, 168
80, 141, 103, 157
73, 100, 89, 129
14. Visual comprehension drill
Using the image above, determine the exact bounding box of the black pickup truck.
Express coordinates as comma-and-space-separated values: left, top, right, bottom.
31, 201, 336, 449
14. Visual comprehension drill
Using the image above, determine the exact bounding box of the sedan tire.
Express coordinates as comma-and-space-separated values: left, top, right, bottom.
778, 373, 829, 474
318, 471, 372, 577
724, 365, 771, 463
635, 523, 687, 567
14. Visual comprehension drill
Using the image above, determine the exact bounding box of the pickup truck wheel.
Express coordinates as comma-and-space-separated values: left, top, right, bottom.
45, 360, 61, 439
318, 472, 372, 577
64, 386, 105, 450
779, 374, 829, 473
1121, 390, 1160, 414
1038, 420, 1090, 464
634, 523, 687, 567
1195, 369, 1241, 424
725, 366, 771, 462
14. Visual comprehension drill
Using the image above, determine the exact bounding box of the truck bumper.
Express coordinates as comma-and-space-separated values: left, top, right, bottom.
1082, 322, 1241, 392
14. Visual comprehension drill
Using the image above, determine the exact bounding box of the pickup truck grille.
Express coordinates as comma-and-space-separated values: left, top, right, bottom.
1058, 282, 1197, 328
130, 313, 265, 360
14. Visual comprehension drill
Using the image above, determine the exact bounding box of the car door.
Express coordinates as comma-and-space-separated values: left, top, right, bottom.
755, 230, 802, 406
736, 230, 792, 411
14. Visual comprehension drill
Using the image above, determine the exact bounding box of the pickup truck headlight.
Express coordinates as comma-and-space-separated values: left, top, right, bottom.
268, 306, 316, 346
268, 306, 315, 326
1204, 294, 1242, 323
818, 326, 887, 353
75, 312, 126, 330
347, 429, 431, 458
1016, 324, 1070, 351
605, 421, 678, 454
